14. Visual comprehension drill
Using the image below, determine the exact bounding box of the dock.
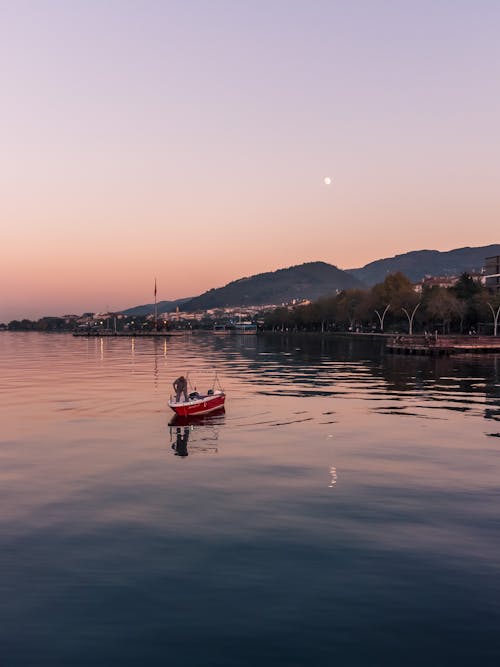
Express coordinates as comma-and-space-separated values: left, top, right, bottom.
72, 330, 191, 338
386, 335, 500, 356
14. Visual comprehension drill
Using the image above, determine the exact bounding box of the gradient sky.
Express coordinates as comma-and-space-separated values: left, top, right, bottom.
1, 0, 499, 321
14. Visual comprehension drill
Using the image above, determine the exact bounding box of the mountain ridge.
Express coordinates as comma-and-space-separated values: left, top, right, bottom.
181, 261, 364, 311
121, 297, 192, 317
346, 244, 500, 286
120, 244, 499, 315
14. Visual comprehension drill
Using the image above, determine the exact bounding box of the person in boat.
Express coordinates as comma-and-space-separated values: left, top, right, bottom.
173, 375, 188, 402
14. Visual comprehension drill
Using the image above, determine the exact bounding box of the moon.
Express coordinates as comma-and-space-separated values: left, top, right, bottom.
324, 176, 332, 185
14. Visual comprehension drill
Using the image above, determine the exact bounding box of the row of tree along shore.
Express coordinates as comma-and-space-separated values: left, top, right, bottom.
1, 315, 183, 334
262, 272, 500, 336
2, 272, 500, 337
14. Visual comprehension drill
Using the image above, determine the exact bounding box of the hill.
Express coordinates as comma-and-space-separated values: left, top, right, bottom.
347, 244, 500, 286
121, 298, 192, 317
180, 262, 364, 311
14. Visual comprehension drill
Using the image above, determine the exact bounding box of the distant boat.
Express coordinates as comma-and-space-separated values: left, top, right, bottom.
233, 321, 257, 335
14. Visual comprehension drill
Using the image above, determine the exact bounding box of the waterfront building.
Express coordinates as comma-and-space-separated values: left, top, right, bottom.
485, 255, 500, 292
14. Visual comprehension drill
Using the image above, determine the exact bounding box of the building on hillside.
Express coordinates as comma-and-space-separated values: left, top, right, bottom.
76, 315, 94, 325
414, 275, 458, 293
278, 299, 311, 308
485, 255, 500, 292
415, 271, 487, 293
468, 271, 486, 286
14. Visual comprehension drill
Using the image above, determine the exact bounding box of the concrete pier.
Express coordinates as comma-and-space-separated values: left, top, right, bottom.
386, 335, 500, 355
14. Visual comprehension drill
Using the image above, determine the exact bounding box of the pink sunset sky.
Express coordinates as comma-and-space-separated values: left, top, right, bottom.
1, 0, 499, 321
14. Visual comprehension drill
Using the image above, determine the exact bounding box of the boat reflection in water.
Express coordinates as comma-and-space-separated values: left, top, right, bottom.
168, 408, 225, 457
171, 426, 190, 457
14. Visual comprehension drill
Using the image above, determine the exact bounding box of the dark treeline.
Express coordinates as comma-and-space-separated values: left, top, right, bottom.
4, 315, 153, 333
5, 317, 73, 332
263, 273, 500, 335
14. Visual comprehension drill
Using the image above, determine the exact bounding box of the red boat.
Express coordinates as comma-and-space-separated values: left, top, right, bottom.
168, 390, 226, 417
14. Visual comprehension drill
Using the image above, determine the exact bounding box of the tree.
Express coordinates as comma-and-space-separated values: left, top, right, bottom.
8, 320, 22, 331
264, 306, 293, 331
370, 273, 418, 332
372, 272, 415, 310
335, 289, 370, 330
470, 291, 500, 334
452, 273, 482, 301
425, 288, 465, 334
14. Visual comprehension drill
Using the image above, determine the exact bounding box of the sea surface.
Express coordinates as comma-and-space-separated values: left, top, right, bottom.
1, 331, 500, 666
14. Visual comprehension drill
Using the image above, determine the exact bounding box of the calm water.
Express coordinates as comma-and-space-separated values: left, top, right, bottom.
1, 332, 500, 666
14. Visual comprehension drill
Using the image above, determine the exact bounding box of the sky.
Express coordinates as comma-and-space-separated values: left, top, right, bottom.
1, 0, 499, 321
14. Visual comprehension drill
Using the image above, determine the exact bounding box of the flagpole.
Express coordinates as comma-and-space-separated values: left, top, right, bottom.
154, 277, 158, 332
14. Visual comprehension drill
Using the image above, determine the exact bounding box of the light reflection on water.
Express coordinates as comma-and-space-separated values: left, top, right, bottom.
1, 332, 500, 666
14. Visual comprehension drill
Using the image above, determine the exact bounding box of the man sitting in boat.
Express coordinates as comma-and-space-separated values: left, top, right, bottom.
173, 375, 188, 402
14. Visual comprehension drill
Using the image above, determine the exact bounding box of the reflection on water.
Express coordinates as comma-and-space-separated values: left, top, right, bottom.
168, 411, 223, 456
1, 332, 500, 666
171, 426, 190, 456
328, 465, 338, 488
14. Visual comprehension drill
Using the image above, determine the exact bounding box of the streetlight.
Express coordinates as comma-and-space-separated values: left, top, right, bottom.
374, 304, 390, 332
487, 302, 500, 337
402, 303, 421, 336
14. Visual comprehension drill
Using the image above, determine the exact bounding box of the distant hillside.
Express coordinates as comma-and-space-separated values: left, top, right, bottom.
120, 244, 500, 315
120, 297, 192, 317
347, 244, 500, 286
181, 262, 364, 311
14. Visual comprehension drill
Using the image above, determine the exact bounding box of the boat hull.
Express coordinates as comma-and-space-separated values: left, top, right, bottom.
168, 408, 225, 427
169, 392, 226, 417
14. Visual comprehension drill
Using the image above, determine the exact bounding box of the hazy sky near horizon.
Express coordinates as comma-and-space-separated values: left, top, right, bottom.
1, 0, 499, 320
